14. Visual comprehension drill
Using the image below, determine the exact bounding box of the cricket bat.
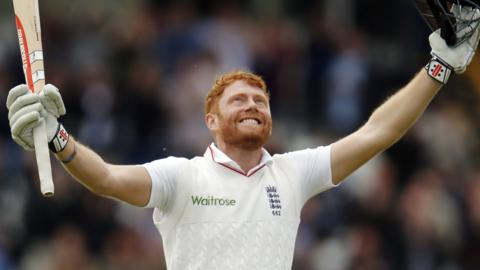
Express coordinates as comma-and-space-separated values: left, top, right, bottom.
12, 0, 54, 196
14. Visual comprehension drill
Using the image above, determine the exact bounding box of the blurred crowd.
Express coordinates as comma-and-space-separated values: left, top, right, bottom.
1, 0, 480, 269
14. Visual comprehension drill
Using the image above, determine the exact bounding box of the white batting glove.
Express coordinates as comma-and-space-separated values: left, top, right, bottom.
427, 5, 480, 84
6, 84, 69, 152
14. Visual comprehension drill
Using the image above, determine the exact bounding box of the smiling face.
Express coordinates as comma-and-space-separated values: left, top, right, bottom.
206, 80, 272, 151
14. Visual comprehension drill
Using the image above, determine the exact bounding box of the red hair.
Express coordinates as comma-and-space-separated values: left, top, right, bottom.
205, 70, 269, 114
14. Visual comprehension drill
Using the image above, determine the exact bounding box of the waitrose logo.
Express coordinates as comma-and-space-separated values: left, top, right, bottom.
191, 195, 236, 206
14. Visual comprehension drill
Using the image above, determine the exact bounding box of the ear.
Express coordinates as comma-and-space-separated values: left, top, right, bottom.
205, 113, 219, 131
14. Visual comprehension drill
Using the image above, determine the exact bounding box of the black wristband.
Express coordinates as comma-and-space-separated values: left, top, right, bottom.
425, 57, 452, 84
48, 124, 70, 153
61, 142, 77, 164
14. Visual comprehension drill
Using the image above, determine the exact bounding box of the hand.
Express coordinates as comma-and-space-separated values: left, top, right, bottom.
6, 84, 66, 151
429, 5, 480, 74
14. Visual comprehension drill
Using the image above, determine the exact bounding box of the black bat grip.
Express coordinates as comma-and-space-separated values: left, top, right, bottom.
440, 0, 457, 46
441, 19, 457, 46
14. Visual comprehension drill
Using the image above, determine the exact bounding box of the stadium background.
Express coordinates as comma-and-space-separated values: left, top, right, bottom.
1, 0, 480, 269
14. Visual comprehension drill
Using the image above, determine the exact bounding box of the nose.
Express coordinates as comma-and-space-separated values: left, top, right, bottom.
245, 97, 258, 111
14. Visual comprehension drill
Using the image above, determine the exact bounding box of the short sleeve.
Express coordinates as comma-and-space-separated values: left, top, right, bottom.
280, 145, 338, 202
142, 157, 188, 209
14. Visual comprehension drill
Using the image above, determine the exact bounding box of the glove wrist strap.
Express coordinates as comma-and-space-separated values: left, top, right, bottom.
48, 124, 69, 153
425, 56, 452, 84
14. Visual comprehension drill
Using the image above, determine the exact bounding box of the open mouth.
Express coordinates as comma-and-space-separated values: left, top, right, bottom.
239, 117, 262, 125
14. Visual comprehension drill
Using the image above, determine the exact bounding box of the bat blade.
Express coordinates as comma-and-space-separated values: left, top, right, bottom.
13, 0, 54, 197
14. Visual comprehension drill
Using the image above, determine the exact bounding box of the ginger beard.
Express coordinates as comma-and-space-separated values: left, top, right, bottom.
216, 109, 272, 151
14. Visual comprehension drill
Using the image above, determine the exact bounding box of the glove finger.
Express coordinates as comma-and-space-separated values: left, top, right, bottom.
39, 108, 59, 141
429, 30, 448, 50
461, 7, 479, 21
451, 6, 480, 41
12, 134, 34, 151
474, 28, 480, 48
456, 14, 480, 38
11, 110, 41, 138
470, 18, 480, 41
451, 5, 470, 17
462, 28, 480, 72
13, 118, 39, 151
42, 84, 66, 116
451, 5, 478, 20
7, 93, 40, 121
9, 103, 43, 128
6, 84, 29, 109
47, 84, 66, 115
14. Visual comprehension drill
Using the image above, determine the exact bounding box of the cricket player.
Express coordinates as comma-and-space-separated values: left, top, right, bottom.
6, 6, 480, 270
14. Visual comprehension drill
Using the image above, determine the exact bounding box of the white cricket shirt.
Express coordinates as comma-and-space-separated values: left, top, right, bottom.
143, 143, 337, 270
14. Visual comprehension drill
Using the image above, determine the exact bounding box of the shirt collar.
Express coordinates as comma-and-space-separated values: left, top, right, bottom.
204, 143, 273, 176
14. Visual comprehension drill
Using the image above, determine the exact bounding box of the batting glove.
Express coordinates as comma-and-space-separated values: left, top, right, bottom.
6, 84, 69, 153
427, 5, 480, 84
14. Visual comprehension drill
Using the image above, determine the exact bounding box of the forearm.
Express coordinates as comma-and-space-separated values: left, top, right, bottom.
331, 69, 442, 183
364, 69, 442, 147
55, 138, 114, 196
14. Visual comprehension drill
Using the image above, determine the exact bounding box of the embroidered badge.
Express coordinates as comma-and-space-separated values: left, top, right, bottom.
265, 185, 282, 216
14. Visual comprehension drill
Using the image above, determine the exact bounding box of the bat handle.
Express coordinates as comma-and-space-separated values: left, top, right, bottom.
33, 120, 54, 196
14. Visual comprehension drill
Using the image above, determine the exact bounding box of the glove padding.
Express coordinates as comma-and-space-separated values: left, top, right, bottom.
429, 5, 480, 74
6, 84, 66, 151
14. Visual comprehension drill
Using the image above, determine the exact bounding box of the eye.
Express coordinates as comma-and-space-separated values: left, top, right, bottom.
231, 96, 245, 104
254, 97, 267, 106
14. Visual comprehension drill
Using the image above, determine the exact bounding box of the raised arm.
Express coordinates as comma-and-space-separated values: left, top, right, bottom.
330, 5, 480, 185
55, 138, 152, 206
7, 84, 152, 207
331, 70, 440, 184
